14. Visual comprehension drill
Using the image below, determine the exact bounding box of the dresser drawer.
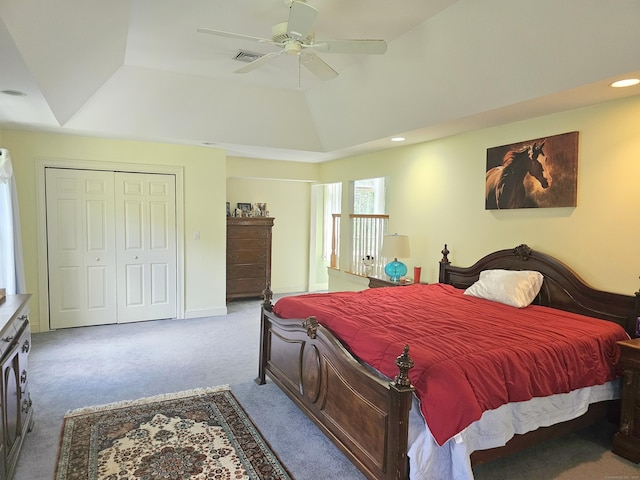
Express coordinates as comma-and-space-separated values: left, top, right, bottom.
227, 238, 270, 251
227, 226, 271, 240
227, 264, 267, 279
227, 277, 268, 295
0, 321, 19, 359
227, 250, 268, 264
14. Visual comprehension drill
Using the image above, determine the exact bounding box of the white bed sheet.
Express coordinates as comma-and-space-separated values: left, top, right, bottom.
407, 380, 620, 480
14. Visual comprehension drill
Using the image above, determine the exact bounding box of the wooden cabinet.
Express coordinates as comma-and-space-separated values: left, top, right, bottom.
613, 337, 640, 463
0, 295, 33, 480
226, 217, 274, 302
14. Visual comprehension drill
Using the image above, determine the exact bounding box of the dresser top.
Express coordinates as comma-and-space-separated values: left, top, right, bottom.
227, 217, 274, 226
0, 294, 31, 334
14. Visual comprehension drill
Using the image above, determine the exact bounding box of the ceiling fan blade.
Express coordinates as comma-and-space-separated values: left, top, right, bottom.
300, 52, 338, 81
287, 1, 318, 40
197, 28, 272, 44
311, 39, 387, 55
234, 51, 283, 74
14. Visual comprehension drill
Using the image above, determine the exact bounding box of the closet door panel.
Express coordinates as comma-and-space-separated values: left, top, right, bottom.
115, 173, 177, 323
46, 168, 117, 328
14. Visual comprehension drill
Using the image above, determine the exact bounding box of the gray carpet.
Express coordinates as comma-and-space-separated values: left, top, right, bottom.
15, 298, 639, 480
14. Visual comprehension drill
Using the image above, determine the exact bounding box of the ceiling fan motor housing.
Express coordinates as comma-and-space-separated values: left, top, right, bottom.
272, 21, 313, 54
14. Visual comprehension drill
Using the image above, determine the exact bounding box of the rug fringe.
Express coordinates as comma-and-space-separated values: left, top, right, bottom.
64, 385, 230, 418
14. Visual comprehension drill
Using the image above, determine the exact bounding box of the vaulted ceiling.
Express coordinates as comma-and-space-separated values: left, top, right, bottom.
1, 0, 639, 162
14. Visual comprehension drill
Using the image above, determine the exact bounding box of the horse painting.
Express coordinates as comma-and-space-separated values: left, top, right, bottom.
485, 140, 551, 209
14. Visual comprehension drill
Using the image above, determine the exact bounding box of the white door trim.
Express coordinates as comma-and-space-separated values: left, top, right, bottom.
35, 157, 185, 332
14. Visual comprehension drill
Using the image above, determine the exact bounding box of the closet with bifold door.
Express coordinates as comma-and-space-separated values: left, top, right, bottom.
45, 168, 177, 329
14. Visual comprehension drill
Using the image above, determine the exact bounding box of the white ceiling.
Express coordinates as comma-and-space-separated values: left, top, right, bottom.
1, 0, 639, 162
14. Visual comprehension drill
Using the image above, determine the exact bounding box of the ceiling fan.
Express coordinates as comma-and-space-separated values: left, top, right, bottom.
197, 0, 387, 81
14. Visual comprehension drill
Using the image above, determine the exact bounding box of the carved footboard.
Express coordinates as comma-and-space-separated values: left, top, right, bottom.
257, 303, 414, 480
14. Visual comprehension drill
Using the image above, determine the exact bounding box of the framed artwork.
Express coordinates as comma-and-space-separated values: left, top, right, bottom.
485, 131, 578, 210
237, 203, 252, 215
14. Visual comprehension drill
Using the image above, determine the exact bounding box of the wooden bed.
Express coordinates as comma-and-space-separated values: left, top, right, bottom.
256, 244, 639, 480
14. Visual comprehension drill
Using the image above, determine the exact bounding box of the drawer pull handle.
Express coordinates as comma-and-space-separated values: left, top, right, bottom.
20, 370, 27, 383
22, 339, 30, 353
18, 315, 28, 321
3, 336, 14, 343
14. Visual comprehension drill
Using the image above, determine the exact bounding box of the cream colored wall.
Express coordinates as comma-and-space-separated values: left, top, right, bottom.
2, 130, 228, 332
5, 95, 639, 332
321, 95, 640, 295
227, 156, 319, 294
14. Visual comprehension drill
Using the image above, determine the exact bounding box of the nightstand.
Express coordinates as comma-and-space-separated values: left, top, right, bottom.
368, 276, 415, 288
613, 337, 640, 463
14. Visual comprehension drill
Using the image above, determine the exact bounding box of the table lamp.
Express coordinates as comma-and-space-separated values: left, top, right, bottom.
381, 234, 410, 282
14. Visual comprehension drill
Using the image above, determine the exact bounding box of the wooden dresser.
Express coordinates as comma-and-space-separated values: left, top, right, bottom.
0, 294, 33, 480
613, 337, 640, 463
226, 217, 274, 302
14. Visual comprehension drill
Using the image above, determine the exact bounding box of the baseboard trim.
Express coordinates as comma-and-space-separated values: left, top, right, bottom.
272, 285, 308, 295
184, 307, 227, 319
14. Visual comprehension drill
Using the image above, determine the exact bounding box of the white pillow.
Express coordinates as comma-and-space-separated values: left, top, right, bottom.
463, 269, 544, 308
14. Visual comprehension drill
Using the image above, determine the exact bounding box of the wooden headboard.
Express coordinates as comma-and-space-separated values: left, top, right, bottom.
439, 244, 639, 336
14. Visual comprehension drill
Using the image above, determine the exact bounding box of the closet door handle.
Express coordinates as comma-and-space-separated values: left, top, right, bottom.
96, 257, 100, 261
134, 256, 138, 259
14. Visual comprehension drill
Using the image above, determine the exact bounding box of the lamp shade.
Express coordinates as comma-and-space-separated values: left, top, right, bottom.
381, 234, 410, 282
381, 234, 411, 259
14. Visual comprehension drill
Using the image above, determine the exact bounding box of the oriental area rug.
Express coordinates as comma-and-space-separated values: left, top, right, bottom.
55, 386, 292, 480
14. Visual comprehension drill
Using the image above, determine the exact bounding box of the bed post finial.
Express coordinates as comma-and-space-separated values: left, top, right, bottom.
302, 316, 319, 339
393, 344, 414, 388
441, 244, 450, 265
513, 244, 532, 261
262, 282, 273, 312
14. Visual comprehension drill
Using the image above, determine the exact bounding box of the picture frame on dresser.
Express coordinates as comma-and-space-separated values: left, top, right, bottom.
237, 203, 252, 215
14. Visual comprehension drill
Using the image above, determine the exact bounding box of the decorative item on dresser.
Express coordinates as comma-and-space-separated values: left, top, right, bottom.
226, 217, 274, 302
0, 294, 33, 480
613, 337, 640, 463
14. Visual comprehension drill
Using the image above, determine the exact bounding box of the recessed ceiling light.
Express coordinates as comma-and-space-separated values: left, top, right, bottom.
610, 78, 640, 88
2, 89, 27, 96
391, 137, 405, 142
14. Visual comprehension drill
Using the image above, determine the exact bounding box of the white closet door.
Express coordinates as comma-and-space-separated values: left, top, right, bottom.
46, 168, 117, 328
115, 173, 177, 323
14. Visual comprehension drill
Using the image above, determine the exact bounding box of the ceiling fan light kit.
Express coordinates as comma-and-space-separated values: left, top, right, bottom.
198, 1, 387, 81
284, 42, 302, 55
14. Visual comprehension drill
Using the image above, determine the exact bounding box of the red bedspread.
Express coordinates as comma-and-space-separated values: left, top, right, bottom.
273, 283, 628, 446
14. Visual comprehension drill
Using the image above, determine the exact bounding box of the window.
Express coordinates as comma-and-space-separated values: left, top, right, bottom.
320, 177, 388, 278
350, 178, 388, 276
0, 149, 26, 295
354, 177, 386, 214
